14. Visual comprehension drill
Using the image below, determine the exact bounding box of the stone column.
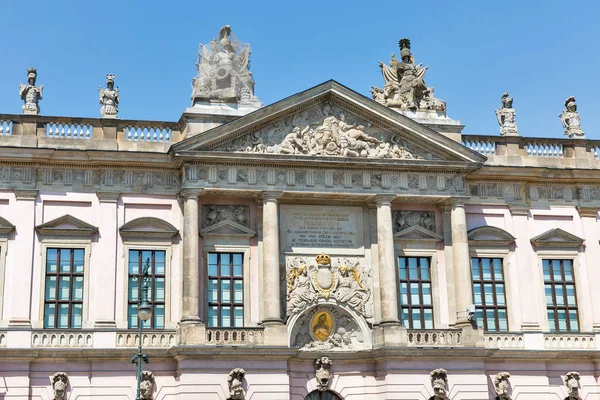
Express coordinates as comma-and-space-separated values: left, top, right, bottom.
376, 195, 399, 325
262, 192, 283, 324
181, 190, 202, 324
440, 203, 457, 327
93, 191, 120, 328
450, 198, 473, 326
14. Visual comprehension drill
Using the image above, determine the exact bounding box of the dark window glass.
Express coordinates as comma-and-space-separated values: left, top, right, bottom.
398, 257, 433, 329
128, 250, 166, 329
471, 257, 508, 331
207, 252, 243, 327
544, 259, 579, 332
44, 248, 85, 329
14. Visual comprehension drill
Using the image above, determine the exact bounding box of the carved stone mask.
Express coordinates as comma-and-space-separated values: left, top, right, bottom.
140, 380, 153, 399
53, 381, 66, 399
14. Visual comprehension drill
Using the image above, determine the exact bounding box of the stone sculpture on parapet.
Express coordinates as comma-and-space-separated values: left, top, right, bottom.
559, 96, 584, 139
191, 25, 261, 108
372, 38, 446, 112
495, 92, 518, 136
19, 67, 43, 115
99, 73, 119, 118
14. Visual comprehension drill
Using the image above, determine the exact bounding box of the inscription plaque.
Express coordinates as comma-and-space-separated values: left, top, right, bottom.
280, 205, 363, 254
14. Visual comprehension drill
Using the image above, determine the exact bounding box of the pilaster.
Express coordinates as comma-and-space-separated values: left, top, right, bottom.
576, 206, 600, 332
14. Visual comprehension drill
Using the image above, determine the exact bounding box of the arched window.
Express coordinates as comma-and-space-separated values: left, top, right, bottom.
304, 390, 343, 400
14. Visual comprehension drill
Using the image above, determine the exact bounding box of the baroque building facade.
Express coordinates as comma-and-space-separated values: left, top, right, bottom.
0, 27, 599, 399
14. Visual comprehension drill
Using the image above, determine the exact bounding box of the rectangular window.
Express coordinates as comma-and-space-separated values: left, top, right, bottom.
544, 259, 579, 332
398, 257, 433, 329
44, 248, 85, 329
471, 257, 508, 331
207, 252, 244, 328
128, 250, 166, 329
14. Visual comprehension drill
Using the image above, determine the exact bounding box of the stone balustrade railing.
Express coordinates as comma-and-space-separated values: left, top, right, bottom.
205, 327, 265, 345
31, 331, 93, 348
116, 330, 176, 348
0, 114, 181, 152
460, 134, 600, 168
407, 329, 462, 346
544, 333, 595, 350
484, 333, 525, 349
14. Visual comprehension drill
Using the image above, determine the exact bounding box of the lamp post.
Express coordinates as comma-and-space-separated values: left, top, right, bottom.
131, 258, 153, 400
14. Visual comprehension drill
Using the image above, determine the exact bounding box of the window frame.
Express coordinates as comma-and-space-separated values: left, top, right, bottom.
206, 251, 245, 328
397, 255, 434, 329
470, 256, 508, 332
126, 249, 167, 330
38, 241, 91, 330
121, 243, 172, 330
203, 245, 251, 327
543, 258, 579, 333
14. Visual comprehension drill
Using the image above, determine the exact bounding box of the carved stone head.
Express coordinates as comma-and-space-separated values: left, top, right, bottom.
565, 371, 580, 399
51, 372, 69, 400
228, 368, 246, 400
315, 357, 333, 391
27, 67, 37, 85
430, 369, 448, 400
494, 372, 511, 400
140, 371, 155, 400
501, 92, 513, 109
565, 96, 577, 112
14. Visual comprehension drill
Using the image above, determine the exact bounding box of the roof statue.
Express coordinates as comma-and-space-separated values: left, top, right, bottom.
559, 96, 584, 139
495, 92, 518, 136
191, 25, 261, 108
372, 38, 446, 113
98, 74, 119, 118
19, 67, 43, 115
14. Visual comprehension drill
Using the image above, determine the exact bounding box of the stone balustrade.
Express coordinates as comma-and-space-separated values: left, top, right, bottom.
205, 327, 265, 345
116, 331, 176, 348
0, 114, 182, 152
484, 333, 525, 349
544, 333, 595, 350
407, 329, 462, 346
460, 134, 600, 168
31, 331, 93, 348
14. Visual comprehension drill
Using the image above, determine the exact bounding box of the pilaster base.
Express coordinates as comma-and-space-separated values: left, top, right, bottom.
373, 323, 407, 348
177, 322, 206, 345
263, 322, 288, 346
460, 326, 485, 348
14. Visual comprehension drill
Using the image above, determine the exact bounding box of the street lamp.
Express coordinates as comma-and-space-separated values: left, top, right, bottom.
131, 258, 153, 400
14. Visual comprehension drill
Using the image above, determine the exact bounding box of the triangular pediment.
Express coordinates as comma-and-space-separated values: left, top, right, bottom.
200, 219, 256, 238
36, 215, 98, 236
530, 228, 584, 248
393, 225, 442, 242
0, 217, 15, 235
119, 217, 179, 240
172, 81, 485, 166
468, 226, 515, 246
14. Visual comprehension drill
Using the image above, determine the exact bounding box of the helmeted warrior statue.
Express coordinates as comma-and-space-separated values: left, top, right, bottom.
227, 368, 246, 400
50, 372, 69, 400
429, 369, 449, 400
372, 38, 446, 112
98, 74, 119, 118
191, 25, 261, 108
19, 67, 43, 115
99, 73, 119, 118
559, 96, 584, 139
564, 371, 581, 400
494, 372, 512, 400
495, 92, 518, 136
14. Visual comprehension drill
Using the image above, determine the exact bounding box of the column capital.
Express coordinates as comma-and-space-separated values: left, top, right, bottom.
509, 203, 530, 216
448, 196, 470, 208
373, 194, 396, 206
96, 191, 120, 203
14, 189, 38, 201
577, 206, 599, 218
261, 191, 283, 203
180, 188, 204, 200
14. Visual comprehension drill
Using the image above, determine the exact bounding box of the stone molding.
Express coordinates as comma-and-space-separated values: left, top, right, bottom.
393, 225, 442, 242
0, 216, 15, 235
467, 226, 516, 246
35, 214, 98, 237
530, 228, 584, 248
119, 217, 179, 240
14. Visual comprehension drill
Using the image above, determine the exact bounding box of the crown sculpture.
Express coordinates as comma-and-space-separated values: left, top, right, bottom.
191, 25, 261, 108
315, 252, 331, 265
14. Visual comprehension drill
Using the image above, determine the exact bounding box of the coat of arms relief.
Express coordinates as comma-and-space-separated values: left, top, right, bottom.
286, 253, 373, 351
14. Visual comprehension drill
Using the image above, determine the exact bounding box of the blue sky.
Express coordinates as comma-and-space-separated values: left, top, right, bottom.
0, 1, 598, 138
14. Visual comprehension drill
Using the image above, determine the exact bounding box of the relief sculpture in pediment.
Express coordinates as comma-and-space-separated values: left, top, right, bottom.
214, 103, 434, 160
